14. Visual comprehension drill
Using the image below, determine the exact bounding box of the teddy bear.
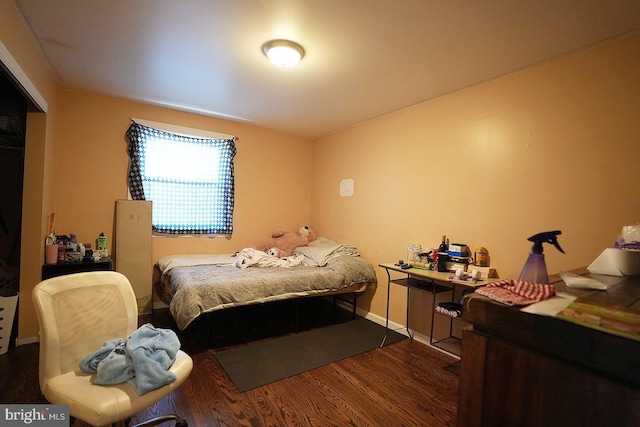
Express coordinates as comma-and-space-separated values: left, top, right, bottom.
251, 226, 317, 257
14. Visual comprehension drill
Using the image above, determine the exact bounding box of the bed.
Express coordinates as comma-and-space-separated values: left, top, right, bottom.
153, 237, 377, 330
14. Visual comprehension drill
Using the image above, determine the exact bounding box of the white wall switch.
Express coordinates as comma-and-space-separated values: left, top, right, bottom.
340, 178, 354, 197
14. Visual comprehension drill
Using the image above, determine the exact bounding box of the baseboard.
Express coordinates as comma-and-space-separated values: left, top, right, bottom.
335, 299, 459, 359
335, 299, 409, 337
153, 301, 169, 310
17, 336, 38, 346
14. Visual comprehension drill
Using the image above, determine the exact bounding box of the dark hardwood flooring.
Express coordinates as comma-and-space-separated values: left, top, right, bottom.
0, 299, 460, 426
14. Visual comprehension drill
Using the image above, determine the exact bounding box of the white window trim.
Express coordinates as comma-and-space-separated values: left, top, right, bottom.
131, 118, 236, 141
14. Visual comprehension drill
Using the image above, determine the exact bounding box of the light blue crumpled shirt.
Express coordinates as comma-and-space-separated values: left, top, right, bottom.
79, 323, 180, 395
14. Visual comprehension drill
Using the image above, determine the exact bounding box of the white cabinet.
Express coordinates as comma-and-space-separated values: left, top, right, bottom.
115, 200, 153, 314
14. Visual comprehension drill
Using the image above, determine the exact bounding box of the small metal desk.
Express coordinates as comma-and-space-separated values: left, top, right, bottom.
378, 263, 494, 355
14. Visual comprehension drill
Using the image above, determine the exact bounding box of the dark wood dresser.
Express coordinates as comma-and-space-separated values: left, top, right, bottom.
41, 257, 113, 280
457, 268, 640, 427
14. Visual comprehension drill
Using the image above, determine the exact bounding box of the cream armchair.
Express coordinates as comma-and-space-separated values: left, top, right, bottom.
32, 271, 193, 426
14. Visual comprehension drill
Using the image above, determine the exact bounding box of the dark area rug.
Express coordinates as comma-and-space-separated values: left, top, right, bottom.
214, 317, 406, 392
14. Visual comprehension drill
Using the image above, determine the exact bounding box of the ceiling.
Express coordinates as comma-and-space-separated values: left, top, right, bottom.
15, 0, 640, 139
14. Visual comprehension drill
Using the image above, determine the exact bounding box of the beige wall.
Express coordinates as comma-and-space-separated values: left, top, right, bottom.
312, 33, 640, 334
52, 89, 312, 261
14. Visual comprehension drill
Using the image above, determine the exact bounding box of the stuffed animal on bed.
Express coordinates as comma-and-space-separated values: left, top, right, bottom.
252, 226, 318, 257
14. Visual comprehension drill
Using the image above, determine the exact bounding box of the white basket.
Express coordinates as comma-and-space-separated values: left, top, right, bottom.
0, 289, 19, 355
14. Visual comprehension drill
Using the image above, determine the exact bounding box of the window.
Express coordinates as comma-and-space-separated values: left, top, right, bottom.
126, 120, 237, 236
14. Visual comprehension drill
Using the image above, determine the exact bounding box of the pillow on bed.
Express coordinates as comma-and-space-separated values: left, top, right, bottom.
294, 237, 360, 267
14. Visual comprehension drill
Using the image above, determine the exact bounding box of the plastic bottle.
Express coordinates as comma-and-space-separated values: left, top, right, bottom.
519, 230, 565, 284
97, 233, 107, 250
57, 244, 66, 264
475, 246, 488, 267
407, 242, 421, 263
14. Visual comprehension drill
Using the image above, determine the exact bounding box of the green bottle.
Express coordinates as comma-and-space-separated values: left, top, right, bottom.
97, 233, 107, 250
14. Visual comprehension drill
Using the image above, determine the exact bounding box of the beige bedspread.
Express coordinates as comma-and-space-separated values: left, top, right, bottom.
157, 249, 376, 330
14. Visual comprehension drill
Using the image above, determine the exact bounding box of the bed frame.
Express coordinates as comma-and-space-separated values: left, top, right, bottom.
154, 265, 370, 347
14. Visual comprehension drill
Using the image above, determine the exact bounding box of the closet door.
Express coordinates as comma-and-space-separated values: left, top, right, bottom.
115, 200, 152, 314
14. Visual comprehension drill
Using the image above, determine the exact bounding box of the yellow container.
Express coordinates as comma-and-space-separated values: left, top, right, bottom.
475, 246, 488, 267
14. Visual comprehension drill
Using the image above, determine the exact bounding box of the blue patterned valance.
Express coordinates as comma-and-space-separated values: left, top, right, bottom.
126, 121, 237, 235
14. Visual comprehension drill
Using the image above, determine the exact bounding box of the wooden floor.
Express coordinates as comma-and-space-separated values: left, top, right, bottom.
0, 303, 460, 427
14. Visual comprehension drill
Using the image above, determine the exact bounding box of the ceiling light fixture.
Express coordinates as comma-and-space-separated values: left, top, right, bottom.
262, 39, 305, 68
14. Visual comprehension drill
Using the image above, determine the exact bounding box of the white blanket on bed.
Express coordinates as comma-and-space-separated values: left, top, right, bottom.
294, 237, 361, 267
235, 248, 304, 269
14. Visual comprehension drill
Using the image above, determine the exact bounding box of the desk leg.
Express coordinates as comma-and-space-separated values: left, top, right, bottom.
380, 269, 392, 347
381, 269, 413, 347
405, 286, 413, 340
430, 281, 442, 347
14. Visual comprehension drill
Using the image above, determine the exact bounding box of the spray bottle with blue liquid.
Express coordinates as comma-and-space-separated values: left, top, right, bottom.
519, 230, 565, 284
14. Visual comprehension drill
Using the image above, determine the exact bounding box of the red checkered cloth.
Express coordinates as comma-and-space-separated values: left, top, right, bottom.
475, 279, 555, 306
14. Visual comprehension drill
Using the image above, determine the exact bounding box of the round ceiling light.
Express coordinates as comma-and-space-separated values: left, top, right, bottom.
262, 39, 305, 68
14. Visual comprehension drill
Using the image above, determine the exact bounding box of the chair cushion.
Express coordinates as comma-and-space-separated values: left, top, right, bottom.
43, 350, 193, 426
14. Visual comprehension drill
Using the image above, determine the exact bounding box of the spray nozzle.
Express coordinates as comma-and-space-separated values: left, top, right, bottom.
528, 230, 564, 255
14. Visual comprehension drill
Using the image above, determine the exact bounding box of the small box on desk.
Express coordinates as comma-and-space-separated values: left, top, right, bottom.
446, 262, 470, 272
470, 266, 498, 278
447, 243, 469, 257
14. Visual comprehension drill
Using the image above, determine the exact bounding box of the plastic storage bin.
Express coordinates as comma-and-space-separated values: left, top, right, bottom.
0, 289, 18, 355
